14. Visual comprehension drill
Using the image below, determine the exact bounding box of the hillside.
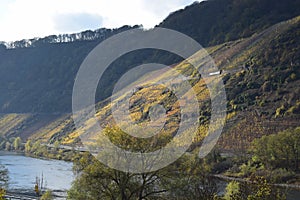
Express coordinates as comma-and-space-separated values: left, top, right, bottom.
25, 16, 300, 151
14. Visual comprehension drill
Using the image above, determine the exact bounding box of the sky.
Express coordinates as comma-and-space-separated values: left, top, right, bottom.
0, 0, 197, 42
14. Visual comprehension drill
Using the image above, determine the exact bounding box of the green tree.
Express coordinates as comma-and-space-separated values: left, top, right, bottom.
0, 188, 5, 200
25, 140, 32, 152
5, 142, 10, 151
53, 140, 60, 150
222, 176, 286, 200
68, 152, 169, 200
68, 126, 219, 200
252, 127, 300, 171
41, 190, 53, 200
224, 181, 241, 200
245, 176, 285, 200
13, 137, 21, 151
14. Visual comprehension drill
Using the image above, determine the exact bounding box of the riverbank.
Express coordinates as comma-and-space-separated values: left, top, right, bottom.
212, 173, 300, 200
0, 141, 81, 162
213, 174, 300, 190
5, 189, 67, 200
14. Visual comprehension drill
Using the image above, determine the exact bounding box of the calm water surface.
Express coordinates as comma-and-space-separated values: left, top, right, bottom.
0, 151, 74, 191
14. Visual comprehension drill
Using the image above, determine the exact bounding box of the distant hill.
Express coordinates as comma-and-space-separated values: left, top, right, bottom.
159, 0, 300, 46
0, 0, 299, 114
0, 25, 141, 49
0, 25, 140, 113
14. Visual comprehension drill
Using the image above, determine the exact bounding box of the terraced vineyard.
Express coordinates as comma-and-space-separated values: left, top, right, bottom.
15, 16, 297, 153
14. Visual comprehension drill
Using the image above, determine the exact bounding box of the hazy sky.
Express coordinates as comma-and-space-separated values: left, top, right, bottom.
0, 0, 197, 42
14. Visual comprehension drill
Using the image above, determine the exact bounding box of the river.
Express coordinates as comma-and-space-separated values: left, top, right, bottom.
0, 151, 74, 198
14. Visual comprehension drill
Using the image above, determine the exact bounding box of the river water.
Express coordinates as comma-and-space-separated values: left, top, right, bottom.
0, 151, 74, 194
